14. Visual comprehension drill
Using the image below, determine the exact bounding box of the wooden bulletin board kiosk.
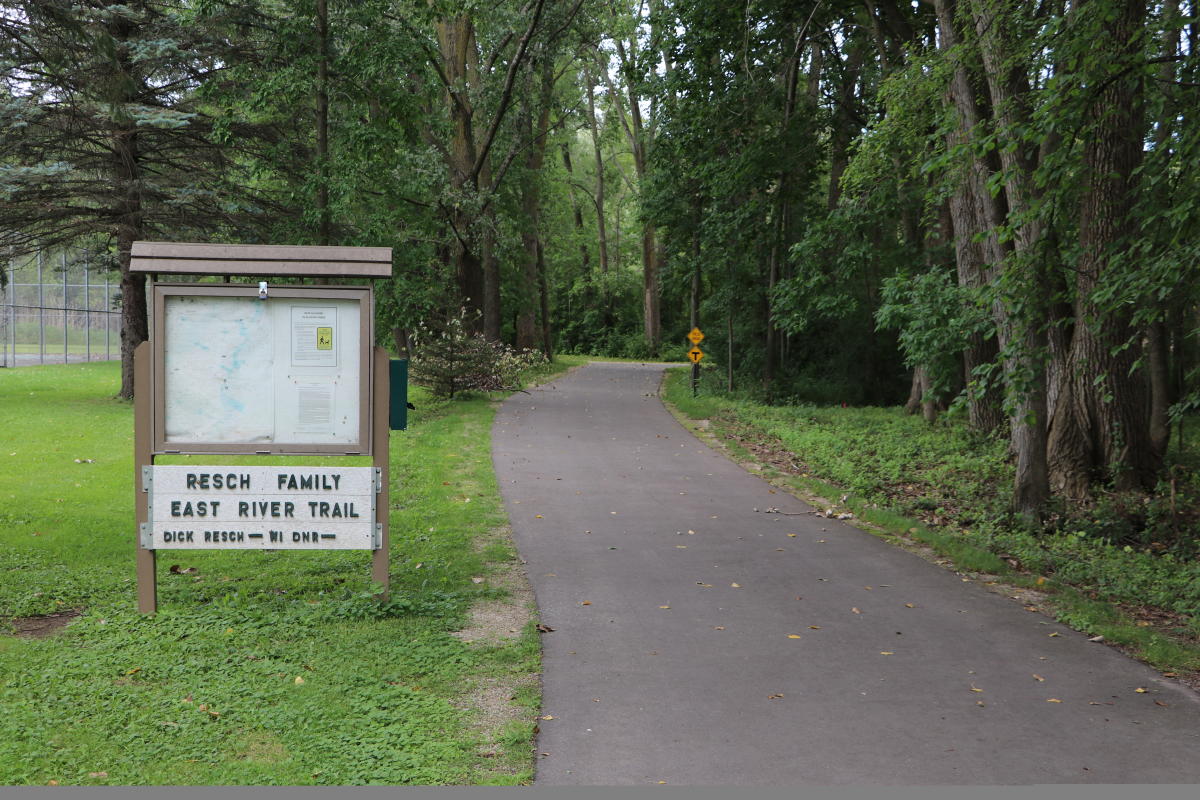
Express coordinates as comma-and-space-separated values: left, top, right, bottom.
131, 242, 393, 613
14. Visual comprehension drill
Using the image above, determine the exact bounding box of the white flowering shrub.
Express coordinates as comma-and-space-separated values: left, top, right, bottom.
410, 308, 547, 399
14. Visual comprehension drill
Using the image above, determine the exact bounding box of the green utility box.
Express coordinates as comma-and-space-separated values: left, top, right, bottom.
390, 358, 409, 430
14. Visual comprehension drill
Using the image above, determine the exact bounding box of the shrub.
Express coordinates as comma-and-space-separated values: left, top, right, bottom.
411, 308, 547, 399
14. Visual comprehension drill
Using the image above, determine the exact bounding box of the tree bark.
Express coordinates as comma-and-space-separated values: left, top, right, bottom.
1148, 0, 1181, 458
516, 59, 553, 350
606, 38, 660, 353
1048, 0, 1157, 496
584, 65, 609, 277
969, 0, 1051, 518
316, 0, 331, 246
436, 15, 484, 327
934, 0, 1003, 434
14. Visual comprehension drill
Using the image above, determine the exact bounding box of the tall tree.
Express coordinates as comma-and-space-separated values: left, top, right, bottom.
0, 0, 277, 398
1047, 0, 1158, 496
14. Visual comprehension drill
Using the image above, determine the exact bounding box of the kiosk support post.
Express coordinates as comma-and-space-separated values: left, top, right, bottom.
372, 346, 390, 599
134, 341, 157, 614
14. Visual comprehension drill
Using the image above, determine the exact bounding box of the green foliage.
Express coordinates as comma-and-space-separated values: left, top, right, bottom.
411, 309, 548, 399
876, 269, 992, 402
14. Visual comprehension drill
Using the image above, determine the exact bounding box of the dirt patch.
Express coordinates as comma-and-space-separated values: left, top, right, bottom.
452, 527, 535, 647
8, 609, 83, 638
450, 525, 540, 777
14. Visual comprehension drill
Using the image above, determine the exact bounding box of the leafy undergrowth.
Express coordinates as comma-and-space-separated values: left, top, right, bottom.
663, 367, 1200, 683
0, 357, 574, 785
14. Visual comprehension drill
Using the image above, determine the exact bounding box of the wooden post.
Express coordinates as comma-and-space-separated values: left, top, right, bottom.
134, 341, 157, 614
372, 346, 390, 598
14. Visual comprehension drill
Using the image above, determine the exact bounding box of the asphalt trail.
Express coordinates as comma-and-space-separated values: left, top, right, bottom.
491, 361, 1200, 785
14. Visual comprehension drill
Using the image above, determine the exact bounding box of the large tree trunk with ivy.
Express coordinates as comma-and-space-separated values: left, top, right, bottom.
1048, 0, 1158, 496
970, 0, 1051, 518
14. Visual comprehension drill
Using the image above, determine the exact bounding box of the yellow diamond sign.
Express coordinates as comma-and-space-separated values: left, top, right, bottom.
687, 327, 704, 344
687, 347, 704, 364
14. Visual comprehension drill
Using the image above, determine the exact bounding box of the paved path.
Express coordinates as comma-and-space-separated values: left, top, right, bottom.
492, 362, 1200, 785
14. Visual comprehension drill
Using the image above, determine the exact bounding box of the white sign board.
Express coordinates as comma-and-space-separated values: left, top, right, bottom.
157, 290, 367, 450
144, 466, 377, 550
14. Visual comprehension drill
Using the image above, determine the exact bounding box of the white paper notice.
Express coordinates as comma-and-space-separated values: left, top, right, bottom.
295, 381, 334, 434
291, 306, 337, 367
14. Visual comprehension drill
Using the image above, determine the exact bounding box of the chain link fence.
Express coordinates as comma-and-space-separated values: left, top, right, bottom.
1, 249, 120, 368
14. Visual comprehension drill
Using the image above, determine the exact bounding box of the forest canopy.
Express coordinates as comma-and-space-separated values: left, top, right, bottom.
2, 0, 1198, 522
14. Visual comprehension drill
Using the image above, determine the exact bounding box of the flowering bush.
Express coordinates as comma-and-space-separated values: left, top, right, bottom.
410, 308, 547, 399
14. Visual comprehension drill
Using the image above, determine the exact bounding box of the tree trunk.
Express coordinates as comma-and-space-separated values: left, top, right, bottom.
1148, 0, 1181, 458
970, 0, 1051, 518
516, 60, 553, 350
436, 15, 484, 328
1049, 0, 1157, 496
1148, 320, 1171, 457
316, 0, 331, 246
827, 41, 864, 210
538, 237, 553, 359
605, 40, 660, 354
934, 0, 1003, 434
561, 144, 590, 274
905, 368, 923, 415
584, 65, 609, 277
114, 122, 145, 400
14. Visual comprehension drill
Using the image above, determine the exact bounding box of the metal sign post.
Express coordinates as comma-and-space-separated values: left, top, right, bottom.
687, 327, 704, 397
131, 242, 393, 613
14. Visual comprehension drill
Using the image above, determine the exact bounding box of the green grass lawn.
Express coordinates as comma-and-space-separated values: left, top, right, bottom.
0, 358, 575, 785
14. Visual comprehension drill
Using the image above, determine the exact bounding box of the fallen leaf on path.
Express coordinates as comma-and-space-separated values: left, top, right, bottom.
579, 601, 591, 606
536, 624, 554, 633
1163, 672, 1178, 678
1048, 632, 1060, 637
768, 693, 784, 699
970, 685, 983, 693
851, 607, 861, 614
697, 583, 712, 587
1033, 674, 1045, 682
880, 651, 894, 655
1135, 687, 1147, 693
659, 606, 671, 609
787, 533, 797, 538
788, 634, 802, 639
976, 701, 985, 707
1046, 698, 1062, 703
904, 603, 916, 608
731, 583, 741, 588
541, 715, 555, 720
1155, 700, 1169, 707
713, 626, 725, 630
534, 515, 543, 519
809, 626, 822, 630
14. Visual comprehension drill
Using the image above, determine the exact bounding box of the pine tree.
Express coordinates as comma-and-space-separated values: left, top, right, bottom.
0, 1, 279, 397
